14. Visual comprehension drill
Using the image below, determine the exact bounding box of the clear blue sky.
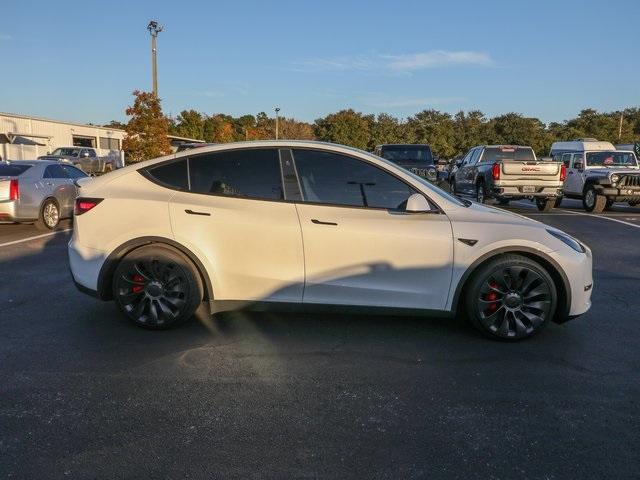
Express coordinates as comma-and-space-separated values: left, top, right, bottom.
1, 0, 638, 125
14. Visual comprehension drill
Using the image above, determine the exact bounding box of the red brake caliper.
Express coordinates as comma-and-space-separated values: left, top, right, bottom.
485, 281, 499, 312
131, 274, 146, 293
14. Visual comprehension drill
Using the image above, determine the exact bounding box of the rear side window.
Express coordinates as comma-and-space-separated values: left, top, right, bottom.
189, 149, 283, 200
0, 164, 32, 176
44, 165, 67, 178
293, 149, 415, 210
482, 147, 536, 162
61, 165, 88, 179
147, 160, 189, 190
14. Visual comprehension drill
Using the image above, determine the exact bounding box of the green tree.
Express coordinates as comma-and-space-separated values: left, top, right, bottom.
370, 113, 407, 149
314, 109, 373, 150
103, 120, 127, 130
122, 90, 172, 163
173, 110, 205, 140
407, 109, 456, 158
486, 113, 549, 154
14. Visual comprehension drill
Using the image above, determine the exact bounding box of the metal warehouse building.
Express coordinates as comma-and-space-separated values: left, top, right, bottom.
0, 112, 125, 161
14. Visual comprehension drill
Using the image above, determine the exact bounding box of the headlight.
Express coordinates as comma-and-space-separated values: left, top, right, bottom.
546, 229, 586, 253
611, 174, 620, 183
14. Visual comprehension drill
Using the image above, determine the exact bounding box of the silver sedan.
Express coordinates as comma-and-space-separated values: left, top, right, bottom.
0, 160, 88, 230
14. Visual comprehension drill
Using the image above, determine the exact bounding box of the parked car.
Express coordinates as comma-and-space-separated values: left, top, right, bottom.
0, 160, 88, 230
176, 142, 215, 152
68, 141, 593, 341
38, 147, 116, 174
450, 145, 565, 211
550, 140, 640, 212
374, 144, 439, 184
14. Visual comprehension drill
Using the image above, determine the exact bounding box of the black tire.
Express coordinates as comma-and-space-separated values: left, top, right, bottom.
629, 201, 639, 207
449, 177, 457, 194
113, 244, 204, 329
35, 198, 60, 231
464, 254, 557, 341
476, 182, 488, 204
582, 185, 606, 213
605, 199, 614, 210
536, 197, 555, 212
497, 198, 510, 206
554, 196, 563, 208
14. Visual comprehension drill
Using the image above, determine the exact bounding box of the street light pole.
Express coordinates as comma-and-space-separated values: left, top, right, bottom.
147, 21, 163, 96
275, 107, 280, 140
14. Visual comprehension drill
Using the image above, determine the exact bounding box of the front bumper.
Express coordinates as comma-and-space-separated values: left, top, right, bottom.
548, 245, 593, 322
596, 185, 640, 201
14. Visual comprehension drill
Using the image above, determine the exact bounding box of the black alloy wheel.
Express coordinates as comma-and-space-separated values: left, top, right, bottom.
465, 255, 557, 340
113, 245, 203, 329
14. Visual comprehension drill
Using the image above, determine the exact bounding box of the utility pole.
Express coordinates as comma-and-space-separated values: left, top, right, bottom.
618, 112, 624, 141
275, 107, 281, 140
147, 20, 163, 96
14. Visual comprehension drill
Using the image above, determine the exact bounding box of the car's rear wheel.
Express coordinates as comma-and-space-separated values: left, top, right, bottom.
497, 198, 510, 205
536, 197, 555, 212
464, 254, 557, 341
36, 199, 60, 231
582, 185, 606, 213
113, 245, 204, 329
476, 183, 488, 204
554, 196, 563, 208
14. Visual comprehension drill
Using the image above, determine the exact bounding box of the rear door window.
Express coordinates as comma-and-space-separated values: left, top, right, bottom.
189, 148, 283, 200
61, 165, 88, 179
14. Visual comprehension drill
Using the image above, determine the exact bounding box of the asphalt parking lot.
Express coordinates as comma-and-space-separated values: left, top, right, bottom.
1, 199, 639, 479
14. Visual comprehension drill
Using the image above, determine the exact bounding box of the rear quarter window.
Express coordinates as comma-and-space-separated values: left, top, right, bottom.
145, 160, 189, 190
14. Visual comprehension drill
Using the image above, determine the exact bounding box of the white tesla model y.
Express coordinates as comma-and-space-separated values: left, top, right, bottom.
69, 141, 593, 340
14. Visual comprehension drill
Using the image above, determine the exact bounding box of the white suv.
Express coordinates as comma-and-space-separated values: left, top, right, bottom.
69, 141, 593, 340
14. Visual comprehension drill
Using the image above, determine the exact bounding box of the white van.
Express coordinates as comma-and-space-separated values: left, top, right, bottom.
549, 139, 640, 212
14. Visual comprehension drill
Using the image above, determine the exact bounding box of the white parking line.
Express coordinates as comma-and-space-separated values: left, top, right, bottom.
558, 209, 640, 229
0, 229, 72, 248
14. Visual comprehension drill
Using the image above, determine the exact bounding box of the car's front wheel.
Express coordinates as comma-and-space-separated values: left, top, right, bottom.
582, 185, 607, 213
464, 254, 557, 341
113, 245, 204, 329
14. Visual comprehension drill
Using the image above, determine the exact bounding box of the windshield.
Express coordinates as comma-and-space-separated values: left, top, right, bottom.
0, 164, 32, 176
586, 151, 638, 167
482, 147, 536, 162
380, 146, 434, 164
51, 148, 79, 157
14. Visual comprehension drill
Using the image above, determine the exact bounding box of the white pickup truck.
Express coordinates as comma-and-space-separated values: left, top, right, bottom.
450, 145, 565, 211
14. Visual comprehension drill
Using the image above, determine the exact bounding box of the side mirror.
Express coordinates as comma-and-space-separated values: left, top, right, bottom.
405, 193, 432, 213
574, 161, 584, 170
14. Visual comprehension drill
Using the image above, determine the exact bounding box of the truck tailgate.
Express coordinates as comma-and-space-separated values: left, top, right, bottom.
0, 178, 11, 201
499, 161, 561, 180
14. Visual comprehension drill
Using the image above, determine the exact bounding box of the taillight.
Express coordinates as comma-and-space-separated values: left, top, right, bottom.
9, 179, 19, 200
74, 197, 103, 215
492, 163, 501, 180
560, 164, 567, 181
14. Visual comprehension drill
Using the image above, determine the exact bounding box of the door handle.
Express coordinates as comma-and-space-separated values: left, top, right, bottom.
185, 209, 211, 216
311, 219, 338, 226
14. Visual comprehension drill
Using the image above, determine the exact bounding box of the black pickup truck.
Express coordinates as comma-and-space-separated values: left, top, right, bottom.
374, 144, 439, 184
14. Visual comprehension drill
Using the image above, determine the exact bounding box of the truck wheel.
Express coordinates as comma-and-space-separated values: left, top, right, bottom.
476, 183, 488, 204
536, 197, 555, 212
629, 202, 639, 207
554, 197, 563, 208
497, 198, 510, 205
449, 177, 456, 193
605, 200, 614, 210
582, 185, 607, 213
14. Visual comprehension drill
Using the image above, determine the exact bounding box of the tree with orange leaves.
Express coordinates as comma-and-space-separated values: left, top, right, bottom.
122, 90, 172, 163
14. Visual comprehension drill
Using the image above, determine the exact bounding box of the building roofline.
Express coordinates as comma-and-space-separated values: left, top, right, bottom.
0, 112, 126, 133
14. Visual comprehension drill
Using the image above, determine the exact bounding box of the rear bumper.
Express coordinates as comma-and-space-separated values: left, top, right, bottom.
492, 185, 563, 198
68, 236, 108, 295
0, 200, 33, 222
